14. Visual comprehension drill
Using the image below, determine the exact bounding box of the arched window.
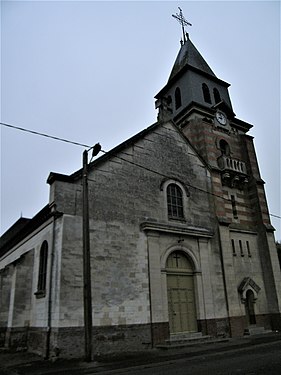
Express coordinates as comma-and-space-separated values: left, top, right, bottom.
37, 240, 48, 293
219, 139, 230, 156
166, 251, 193, 271
167, 184, 184, 219
202, 83, 211, 104
175, 87, 182, 109
213, 88, 221, 104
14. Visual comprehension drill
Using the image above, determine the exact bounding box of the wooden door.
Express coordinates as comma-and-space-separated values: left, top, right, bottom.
167, 273, 197, 333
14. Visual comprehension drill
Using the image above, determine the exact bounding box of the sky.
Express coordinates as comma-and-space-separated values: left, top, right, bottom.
1, 0, 280, 241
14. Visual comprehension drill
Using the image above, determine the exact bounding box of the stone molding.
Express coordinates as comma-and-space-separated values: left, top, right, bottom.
140, 221, 213, 238
238, 277, 261, 304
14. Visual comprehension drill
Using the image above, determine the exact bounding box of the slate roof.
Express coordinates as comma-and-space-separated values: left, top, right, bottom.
0, 205, 62, 256
168, 34, 216, 81
155, 35, 230, 99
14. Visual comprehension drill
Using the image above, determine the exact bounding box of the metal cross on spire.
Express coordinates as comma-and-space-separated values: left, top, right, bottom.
172, 7, 192, 44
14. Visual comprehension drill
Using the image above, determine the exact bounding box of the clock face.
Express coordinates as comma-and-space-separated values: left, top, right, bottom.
216, 112, 227, 125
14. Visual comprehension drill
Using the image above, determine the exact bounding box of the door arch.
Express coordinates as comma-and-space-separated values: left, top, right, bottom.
166, 251, 198, 333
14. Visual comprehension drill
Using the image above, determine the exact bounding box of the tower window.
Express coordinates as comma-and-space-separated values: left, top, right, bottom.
213, 88, 221, 104
202, 83, 211, 104
167, 183, 184, 219
175, 87, 182, 109
231, 195, 238, 219
219, 139, 230, 156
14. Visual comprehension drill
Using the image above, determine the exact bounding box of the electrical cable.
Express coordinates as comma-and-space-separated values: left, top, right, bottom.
1, 121, 91, 148
1, 121, 280, 220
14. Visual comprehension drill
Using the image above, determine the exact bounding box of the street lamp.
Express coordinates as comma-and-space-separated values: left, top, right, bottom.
82, 143, 101, 362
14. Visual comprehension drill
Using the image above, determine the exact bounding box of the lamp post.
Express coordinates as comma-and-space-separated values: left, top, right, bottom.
82, 143, 101, 362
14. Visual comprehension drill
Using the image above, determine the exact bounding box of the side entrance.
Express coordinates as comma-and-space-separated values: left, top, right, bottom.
166, 251, 197, 333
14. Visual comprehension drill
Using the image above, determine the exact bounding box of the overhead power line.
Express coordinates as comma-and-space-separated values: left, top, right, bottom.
1, 121, 280, 220
1, 121, 91, 148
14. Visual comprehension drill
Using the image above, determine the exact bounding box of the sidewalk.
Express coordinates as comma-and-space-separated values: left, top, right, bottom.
1, 332, 281, 375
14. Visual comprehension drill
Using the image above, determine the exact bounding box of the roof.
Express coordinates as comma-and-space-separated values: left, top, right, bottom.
155, 35, 230, 99
0, 205, 61, 257
0, 218, 31, 249
48, 121, 160, 184
48, 119, 210, 185
169, 34, 216, 81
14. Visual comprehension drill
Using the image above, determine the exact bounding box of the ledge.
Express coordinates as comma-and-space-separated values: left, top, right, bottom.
140, 221, 213, 238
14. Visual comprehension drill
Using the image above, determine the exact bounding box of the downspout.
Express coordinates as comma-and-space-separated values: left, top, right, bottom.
146, 233, 154, 348
45, 206, 57, 359
217, 223, 232, 338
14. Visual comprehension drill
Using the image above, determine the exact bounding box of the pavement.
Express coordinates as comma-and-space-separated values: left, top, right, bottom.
1, 332, 281, 375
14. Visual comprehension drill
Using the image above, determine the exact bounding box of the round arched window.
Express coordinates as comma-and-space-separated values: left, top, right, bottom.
167, 184, 184, 219
219, 139, 230, 156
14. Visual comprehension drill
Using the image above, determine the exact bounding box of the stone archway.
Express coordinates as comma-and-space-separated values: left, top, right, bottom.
166, 250, 197, 333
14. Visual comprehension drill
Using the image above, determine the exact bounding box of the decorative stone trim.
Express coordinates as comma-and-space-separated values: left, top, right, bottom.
238, 277, 261, 304
140, 221, 213, 238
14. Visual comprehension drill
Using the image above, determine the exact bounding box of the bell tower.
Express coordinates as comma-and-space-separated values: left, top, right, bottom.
155, 9, 281, 336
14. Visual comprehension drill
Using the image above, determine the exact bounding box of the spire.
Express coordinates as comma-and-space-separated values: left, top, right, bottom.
170, 8, 215, 81
168, 35, 216, 82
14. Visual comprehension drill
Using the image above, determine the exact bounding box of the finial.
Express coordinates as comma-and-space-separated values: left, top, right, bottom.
172, 7, 192, 44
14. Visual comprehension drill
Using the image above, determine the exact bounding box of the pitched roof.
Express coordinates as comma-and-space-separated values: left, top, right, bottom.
155, 35, 229, 99
168, 34, 216, 82
0, 205, 62, 256
47, 120, 209, 185
48, 121, 160, 184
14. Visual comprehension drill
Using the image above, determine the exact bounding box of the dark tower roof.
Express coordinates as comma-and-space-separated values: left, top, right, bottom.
155, 34, 229, 101
168, 34, 216, 81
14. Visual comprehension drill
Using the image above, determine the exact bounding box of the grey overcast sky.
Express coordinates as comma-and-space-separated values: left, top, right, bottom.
1, 1, 280, 240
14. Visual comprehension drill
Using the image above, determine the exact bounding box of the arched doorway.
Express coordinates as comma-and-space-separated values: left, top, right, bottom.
166, 251, 197, 333
245, 289, 256, 325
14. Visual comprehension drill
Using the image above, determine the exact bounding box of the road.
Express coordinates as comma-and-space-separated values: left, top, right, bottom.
1, 339, 281, 375
91, 341, 281, 375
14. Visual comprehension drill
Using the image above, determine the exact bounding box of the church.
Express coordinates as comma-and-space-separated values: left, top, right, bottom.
1, 12, 281, 359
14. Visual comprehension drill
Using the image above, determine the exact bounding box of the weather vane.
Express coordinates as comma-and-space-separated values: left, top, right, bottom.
172, 7, 192, 44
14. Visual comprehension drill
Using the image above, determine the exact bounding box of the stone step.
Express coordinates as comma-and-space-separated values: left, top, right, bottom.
157, 332, 229, 349
244, 326, 272, 336
169, 332, 204, 342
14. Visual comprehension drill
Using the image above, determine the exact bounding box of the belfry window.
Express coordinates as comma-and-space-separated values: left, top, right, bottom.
213, 88, 221, 104
202, 83, 211, 104
37, 240, 48, 295
219, 139, 230, 156
175, 87, 182, 109
167, 183, 184, 219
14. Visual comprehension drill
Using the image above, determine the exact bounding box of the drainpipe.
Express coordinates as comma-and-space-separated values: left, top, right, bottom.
217, 223, 232, 338
146, 233, 154, 348
45, 206, 57, 359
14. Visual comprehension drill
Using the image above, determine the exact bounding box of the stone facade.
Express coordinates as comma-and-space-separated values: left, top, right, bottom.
1, 33, 280, 359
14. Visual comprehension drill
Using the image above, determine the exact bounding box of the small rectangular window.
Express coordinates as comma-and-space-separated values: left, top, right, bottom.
239, 240, 244, 257
231, 195, 238, 219
231, 239, 236, 256
246, 241, 251, 257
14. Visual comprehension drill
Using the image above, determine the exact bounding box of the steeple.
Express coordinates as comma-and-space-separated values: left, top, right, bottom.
155, 14, 233, 123
168, 33, 216, 82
